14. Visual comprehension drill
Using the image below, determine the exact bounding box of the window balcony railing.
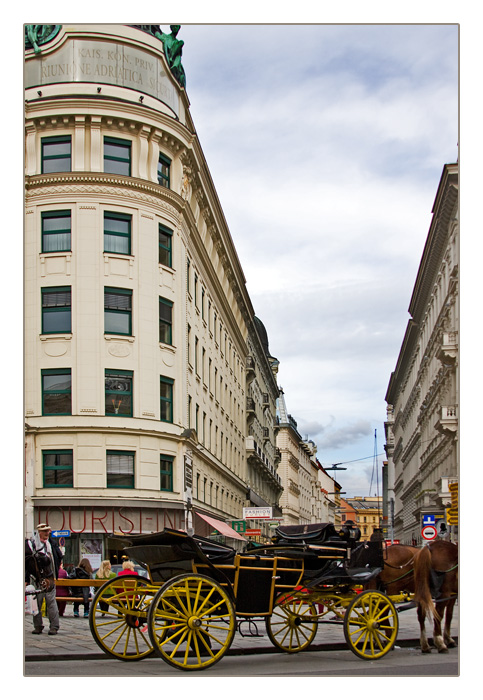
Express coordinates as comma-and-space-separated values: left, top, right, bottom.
436, 405, 458, 435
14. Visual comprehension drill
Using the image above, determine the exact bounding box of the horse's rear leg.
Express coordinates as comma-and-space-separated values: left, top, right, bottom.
433, 602, 448, 653
444, 599, 457, 648
417, 605, 431, 653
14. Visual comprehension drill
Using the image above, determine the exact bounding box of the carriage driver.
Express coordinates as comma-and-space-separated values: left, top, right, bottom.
27, 523, 61, 635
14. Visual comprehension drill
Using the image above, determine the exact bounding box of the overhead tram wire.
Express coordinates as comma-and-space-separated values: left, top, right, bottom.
321, 452, 385, 470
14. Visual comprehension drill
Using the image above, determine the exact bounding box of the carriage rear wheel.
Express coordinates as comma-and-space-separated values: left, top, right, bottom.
266, 594, 318, 653
343, 590, 398, 660
89, 575, 156, 661
147, 573, 236, 671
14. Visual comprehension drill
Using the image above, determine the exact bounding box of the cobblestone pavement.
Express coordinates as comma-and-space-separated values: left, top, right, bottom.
24, 602, 459, 662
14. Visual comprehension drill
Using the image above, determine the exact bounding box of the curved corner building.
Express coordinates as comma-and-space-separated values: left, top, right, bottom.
24, 25, 279, 563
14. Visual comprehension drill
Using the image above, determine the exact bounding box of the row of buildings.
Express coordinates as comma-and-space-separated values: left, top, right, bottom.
24, 24, 349, 568
384, 162, 459, 544
24, 25, 458, 569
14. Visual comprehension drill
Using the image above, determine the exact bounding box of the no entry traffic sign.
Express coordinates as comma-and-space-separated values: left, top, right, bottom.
421, 524, 437, 541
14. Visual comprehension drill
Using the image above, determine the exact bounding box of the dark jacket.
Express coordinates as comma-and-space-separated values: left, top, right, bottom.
48, 536, 63, 577
71, 566, 91, 605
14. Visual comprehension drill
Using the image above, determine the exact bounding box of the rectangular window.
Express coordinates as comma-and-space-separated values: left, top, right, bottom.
159, 224, 173, 267
158, 153, 171, 188
159, 297, 173, 345
104, 137, 131, 176
107, 450, 134, 488
42, 369, 71, 415
105, 370, 133, 417
104, 287, 132, 335
160, 376, 174, 422
104, 212, 131, 255
41, 135, 71, 173
41, 286, 71, 334
43, 449, 73, 488
160, 455, 174, 491
41, 210, 71, 253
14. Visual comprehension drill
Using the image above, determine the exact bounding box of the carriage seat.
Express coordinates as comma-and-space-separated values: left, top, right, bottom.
309, 564, 382, 587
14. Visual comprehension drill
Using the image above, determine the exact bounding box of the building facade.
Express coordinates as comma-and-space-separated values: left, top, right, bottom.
384, 163, 459, 544
275, 392, 337, 525
245, 317, 283, 541
344, 497, 382, 541
24, 24, 279, 566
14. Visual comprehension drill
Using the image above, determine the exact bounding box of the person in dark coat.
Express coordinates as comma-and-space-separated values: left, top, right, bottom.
72, 558, 93, 618
55, 562, 70, 616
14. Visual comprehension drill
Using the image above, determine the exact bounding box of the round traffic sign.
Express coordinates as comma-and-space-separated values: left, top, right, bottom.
422, 524, 437, 541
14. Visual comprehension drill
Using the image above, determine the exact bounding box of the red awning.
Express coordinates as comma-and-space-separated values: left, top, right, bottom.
195, 512, 246, 541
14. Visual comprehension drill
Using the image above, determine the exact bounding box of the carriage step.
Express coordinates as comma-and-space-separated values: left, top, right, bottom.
237, 621, 264, 638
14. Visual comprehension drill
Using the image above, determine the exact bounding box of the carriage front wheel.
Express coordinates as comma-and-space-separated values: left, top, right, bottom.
89, 575, 156, 661
266, 594, 318, 653
147, 573, 236, 671
343, 590, 398, 660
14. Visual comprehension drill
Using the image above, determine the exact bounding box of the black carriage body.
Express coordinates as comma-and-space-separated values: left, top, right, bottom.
110, 524, 382, 617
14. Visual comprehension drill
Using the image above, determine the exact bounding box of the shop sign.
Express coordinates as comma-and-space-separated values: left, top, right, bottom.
243, 507, 272, 520
35, 505, 184, 535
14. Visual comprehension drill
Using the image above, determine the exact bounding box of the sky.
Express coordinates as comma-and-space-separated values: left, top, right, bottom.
171, 23, 459, 497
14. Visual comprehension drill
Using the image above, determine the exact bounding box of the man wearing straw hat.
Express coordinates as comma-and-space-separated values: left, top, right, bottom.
26, 523, 61, 635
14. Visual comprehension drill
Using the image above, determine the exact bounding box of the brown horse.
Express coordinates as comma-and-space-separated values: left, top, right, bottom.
365, 543, 419, 596
413, 540, 458, 653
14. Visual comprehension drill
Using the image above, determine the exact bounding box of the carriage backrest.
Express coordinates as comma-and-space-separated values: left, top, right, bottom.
118, 528, 235, 586
273, 522, 339, 544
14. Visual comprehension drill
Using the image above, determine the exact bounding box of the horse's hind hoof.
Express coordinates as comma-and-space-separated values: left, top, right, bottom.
437, 648, 449, 654
421, 648, 432, 654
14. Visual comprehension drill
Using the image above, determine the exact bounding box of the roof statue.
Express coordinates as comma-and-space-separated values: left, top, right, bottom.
131, 24, 187, 88
25, 25, 61, 53
155, 25, 186, 88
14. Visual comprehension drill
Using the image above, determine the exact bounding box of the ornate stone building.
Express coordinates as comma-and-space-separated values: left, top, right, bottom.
245, 318, 283, 540
384, 163, 459, 544
24, 24, 281, 564
275, 391, 334, 525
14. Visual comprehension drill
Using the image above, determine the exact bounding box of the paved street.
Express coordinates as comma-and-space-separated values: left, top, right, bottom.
24, 602, 459, 676
25, 646, 458, 677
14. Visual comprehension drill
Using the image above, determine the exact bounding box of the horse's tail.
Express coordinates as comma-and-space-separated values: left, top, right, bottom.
413, 545, 439, 621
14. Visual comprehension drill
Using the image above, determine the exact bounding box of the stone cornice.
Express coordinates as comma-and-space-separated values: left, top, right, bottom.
409, 165, 458, 324
25, 171, 184, 213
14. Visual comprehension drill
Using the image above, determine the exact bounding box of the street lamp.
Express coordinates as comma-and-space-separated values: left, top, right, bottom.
323, 464, 347, 471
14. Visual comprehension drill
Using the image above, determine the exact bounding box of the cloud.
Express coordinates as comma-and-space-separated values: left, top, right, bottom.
176, 23, 458, 495
296, 417, 373, 451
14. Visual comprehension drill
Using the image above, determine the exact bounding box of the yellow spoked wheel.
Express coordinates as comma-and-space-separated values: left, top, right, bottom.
266, 594, 318, 653
343, 590, 399, 660
147, 573, 236, 671
89, 576, 156, 661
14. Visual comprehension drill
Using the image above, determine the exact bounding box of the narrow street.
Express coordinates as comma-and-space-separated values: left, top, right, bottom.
25, 645, 458, 677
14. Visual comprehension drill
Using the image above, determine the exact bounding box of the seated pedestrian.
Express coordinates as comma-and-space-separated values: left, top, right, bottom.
56, 562, 70, 617
72, 558, 93, 618
117, 560, 139, 577
95, 560, 117, 615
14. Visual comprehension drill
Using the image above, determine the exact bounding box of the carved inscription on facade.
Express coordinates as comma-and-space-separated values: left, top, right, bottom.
25, 39, 178, 115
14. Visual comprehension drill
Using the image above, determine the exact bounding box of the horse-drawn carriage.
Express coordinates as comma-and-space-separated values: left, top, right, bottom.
89, 523, 421, 670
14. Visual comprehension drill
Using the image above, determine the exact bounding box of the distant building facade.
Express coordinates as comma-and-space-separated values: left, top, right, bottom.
345, 497, 382, 540
275, 392, 339, 525
245, 317, 283, 541
385, 163, 459, 544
